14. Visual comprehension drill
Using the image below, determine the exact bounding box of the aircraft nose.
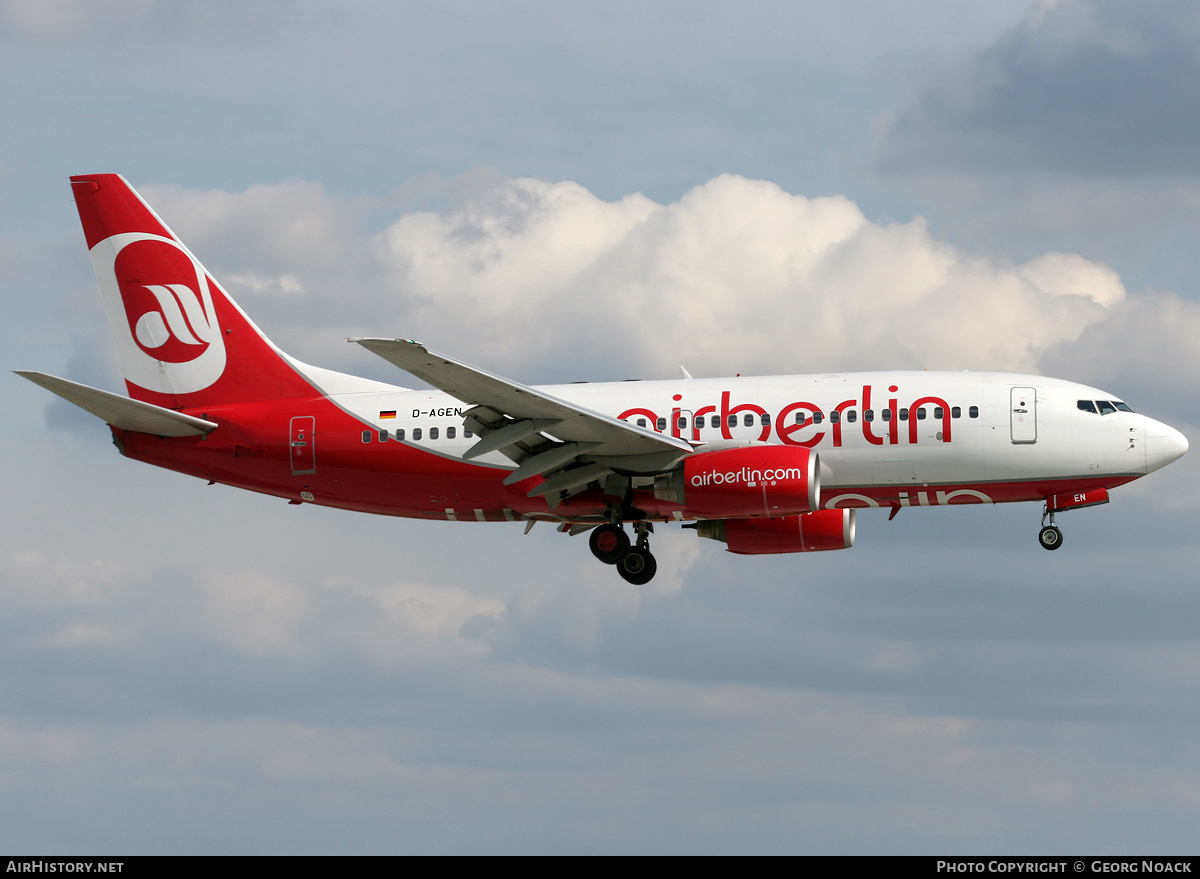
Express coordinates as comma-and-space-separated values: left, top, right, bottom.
1144, 419, 1189, 473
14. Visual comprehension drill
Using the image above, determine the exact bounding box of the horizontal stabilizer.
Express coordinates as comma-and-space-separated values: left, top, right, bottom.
15, 371, 218, 437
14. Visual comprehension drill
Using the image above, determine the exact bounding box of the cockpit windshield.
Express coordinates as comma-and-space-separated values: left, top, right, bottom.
1078, 399, 1135, 415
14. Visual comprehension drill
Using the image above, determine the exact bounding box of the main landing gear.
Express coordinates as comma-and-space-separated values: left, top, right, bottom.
1038, 503, 1063, 551
589, 521, 657, 584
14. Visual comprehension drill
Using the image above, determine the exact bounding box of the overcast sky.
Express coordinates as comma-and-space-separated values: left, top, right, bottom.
4, 0, 1200, 854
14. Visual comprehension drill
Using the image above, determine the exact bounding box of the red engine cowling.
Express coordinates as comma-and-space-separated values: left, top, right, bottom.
653, 445, 819, 518
692, 509, 856, 554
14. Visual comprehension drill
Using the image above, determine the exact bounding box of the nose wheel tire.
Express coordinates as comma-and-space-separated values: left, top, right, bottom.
589, 523, 630, 564
1038, 525, 1063, 550
616, 546, 657, 585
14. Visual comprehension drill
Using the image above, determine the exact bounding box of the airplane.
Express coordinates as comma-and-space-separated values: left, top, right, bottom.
17, 174, 1190, 585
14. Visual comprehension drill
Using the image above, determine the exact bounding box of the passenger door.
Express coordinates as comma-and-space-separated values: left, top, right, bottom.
1010, 387, 1037, 444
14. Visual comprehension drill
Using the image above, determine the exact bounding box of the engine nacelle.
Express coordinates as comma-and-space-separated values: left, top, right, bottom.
653, 445, 819, 519
692, 509, 856, 555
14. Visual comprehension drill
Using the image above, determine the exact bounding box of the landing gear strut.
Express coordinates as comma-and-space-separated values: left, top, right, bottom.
1039, 504, 1063, 551
587, 516, 657, 583
616, 522, 657, 585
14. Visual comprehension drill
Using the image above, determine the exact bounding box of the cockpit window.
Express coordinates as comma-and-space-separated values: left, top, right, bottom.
1077, 400, 1097, 414
1097, 400, 1116, 416
1114, 401, 1134, 413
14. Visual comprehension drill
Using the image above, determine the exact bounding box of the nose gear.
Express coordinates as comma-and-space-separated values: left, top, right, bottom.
1038, 503, 1063, 551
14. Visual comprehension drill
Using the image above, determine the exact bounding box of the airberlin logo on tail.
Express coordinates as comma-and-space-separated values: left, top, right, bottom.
133, 284, 212, 354
90, 232, 227, 395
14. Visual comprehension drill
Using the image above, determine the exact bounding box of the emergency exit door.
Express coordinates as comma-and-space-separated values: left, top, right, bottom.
290, 416, 316, 474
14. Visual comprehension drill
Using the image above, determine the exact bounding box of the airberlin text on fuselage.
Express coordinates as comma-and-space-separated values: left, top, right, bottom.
618, 385, 954, 448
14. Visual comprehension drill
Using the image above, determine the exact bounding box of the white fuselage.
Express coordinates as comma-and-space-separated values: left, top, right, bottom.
332, 370, 1185, 510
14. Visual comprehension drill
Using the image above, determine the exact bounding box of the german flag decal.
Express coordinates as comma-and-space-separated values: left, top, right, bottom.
379, 410, 397, 419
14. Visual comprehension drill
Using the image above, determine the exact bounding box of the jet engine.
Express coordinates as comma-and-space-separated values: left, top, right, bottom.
690, 509, 856, 554
653, 445, 819, 518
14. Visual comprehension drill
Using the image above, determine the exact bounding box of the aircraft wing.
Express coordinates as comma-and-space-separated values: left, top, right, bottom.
350, 338, 691, 499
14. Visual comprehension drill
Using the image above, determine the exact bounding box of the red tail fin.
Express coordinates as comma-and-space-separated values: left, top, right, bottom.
71, 174, 316, 409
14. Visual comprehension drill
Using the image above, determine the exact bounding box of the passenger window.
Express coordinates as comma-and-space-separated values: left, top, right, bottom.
899, 408, 909, 421
741, 413, 751, 427
917, 408, 926, 420
447, 426, 456, 439
795, 411, 807, 424
969, 406, 979, 418
677, 417, 687, 430
881, 409, 891, 422
430, 427, 439, 439
951, 406, 961, 418
760, 413, 770, 426
727, 414, 737, 428
413, 427, 422, 441
656, 417, 666, 431
830, 410, 840, 424
812, 412, 823, 424
362, 430, 372, 443
378, 430, 388, 442
864, 409, 874, 422
464, 429, 473, 438
1078, 400, 1097, 414
934, 407, 944, 419
1097, 401, 1116, 416
637, 418, 646, 428
846, 410, 857, 423
395, 428, 405, 441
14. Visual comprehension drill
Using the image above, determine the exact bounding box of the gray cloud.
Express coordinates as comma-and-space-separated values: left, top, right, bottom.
0, 0, 301, 45
3, 467, 1200, 852
875, 0, 1200, 179
868, 1, 1200, 288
